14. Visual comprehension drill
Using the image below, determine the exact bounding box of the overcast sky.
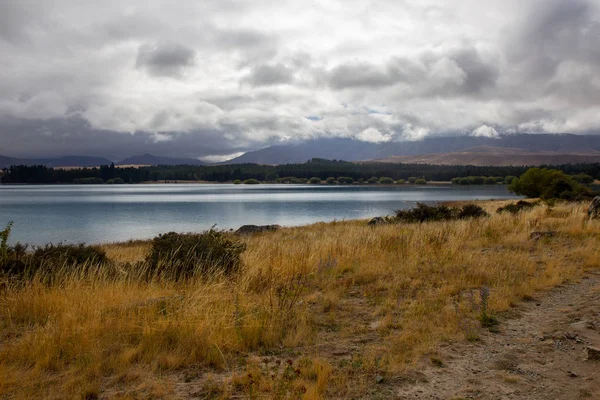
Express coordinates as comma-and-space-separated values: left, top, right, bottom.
1, 0, 600, 160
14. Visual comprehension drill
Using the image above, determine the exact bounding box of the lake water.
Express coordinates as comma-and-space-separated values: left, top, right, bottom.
0, 184, 520, 245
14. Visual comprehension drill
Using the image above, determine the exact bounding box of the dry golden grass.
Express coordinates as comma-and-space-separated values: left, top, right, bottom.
1, 200, 599, 399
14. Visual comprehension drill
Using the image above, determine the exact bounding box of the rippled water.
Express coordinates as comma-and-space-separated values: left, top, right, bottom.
0, 184, 520, 245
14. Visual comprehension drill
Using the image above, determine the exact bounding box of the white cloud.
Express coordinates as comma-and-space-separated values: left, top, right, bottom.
471, 124, 499, 137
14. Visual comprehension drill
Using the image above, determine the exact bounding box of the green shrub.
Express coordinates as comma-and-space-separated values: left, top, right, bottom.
395, 203, 456, 223
309, 177, 321, 184
144, 230, 246, 280
496, 200, 538, 214
504, 176, 518, 185
74, 177, 104, 184
571, 173, 594, 184
414, 178, 427, 185
244, 179, 260, 185
337, 176, 354, 184
326, 177, 337, 184
106, 177, 125, 184
30, 243, 108, 270
367, 176, 379, 184
233, 179, 242, 184
396, 179, 405, 184
379, 177, 394, 184
407, 177, 417, 184
458, 204, 489, 219
394, 203, 487, 223
509, 168, 593, 200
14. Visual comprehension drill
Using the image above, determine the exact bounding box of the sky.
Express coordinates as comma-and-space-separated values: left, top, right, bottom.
1, 0, 600, 161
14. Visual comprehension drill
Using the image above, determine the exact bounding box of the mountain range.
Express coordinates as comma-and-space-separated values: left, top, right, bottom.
3, 134, 600, 168
224, 134, 600, 164
0, 153, 205, 169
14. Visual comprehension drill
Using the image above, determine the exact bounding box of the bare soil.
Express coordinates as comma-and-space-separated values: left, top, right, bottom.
395, 272, 600, 400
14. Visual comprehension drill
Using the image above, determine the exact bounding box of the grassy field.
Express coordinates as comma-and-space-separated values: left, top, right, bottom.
1, 200, 599, 399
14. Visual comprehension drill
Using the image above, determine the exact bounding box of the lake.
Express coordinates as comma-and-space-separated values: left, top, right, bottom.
0, 184, 520, 245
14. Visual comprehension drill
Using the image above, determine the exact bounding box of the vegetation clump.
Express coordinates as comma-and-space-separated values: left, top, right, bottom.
509, 168, 594, 200
496, 200, 539, 214
243, 178, 260, 185
309, 177, 321, 184
394, 203, 488, 223
337, 176, 354, 184
1, 224, 109, 279
144, 229, 246, 280
379, 177, 394, 184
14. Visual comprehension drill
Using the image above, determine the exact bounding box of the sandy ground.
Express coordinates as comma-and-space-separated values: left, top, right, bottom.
395, 272, 600, 400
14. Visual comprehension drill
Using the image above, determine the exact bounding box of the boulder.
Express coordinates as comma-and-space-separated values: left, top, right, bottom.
235, 225, 281, 235
368, 217, 387, 226
588, 196, 600, 219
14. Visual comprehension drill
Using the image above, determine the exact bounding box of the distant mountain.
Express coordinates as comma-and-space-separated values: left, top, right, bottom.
117, 153, 205, 166
370, 146, 600, 166
0, 154, 113, 168
225, 134, 600, 165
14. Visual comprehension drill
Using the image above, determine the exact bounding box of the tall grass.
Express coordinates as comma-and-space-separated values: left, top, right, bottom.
1, 201, 599, 398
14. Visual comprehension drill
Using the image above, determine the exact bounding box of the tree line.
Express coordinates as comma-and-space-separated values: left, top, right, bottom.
3, 159, 600, 184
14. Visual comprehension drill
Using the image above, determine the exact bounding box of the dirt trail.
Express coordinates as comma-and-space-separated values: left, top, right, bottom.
395, 272, 600, 400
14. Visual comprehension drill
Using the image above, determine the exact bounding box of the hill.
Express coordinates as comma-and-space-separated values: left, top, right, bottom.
369, 146, 600, 166
0, 154, 113, 169
117, 154, 205, 166
225, 134, 600, 165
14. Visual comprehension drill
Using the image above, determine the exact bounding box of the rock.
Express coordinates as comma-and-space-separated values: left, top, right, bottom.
530, 231, 557, 241
568, 371, 579, 378
586, 346, 600, 361
368, 217, 387, 226
235, 225, 281, 235
375, 375, 385, 384
588, 196, 600, 219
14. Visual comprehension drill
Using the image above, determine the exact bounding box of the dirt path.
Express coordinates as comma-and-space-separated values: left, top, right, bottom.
395, 272, 600, 400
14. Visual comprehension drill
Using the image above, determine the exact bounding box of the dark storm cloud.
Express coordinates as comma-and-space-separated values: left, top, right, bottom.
507, 0, 600, 80
136, 42, 196, 77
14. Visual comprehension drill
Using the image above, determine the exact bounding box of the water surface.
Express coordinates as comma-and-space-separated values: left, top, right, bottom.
0, 184, 520, 245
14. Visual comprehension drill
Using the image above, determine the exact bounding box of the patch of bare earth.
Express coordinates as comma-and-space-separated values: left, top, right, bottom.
395, 272, 600, 400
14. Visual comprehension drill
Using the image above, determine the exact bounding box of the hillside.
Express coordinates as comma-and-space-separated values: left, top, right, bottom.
370, 146, 600, 166
117, 154, 205, 166
0, 154, 113, 169
225, 134, 600, 165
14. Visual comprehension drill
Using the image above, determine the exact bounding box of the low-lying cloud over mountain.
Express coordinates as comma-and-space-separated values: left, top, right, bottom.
1, 0, 600, 160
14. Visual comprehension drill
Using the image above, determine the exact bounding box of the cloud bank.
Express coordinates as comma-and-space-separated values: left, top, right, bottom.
1, 0, 600, 159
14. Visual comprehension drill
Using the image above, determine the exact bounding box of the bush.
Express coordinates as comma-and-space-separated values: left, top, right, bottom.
337, 176, 354, 184
509, 168, 593, 200
496, 200, 538, 214
233, 179, 241, 184
571, 173, 594, 184
74, 177, 104, 184
379, 177, 394, 184
2, 239, 110, 278
407, 177, 417, 184
395, 203, 456, 223
458, 204, 489, 219
504, 176, 518, 185
106, 177, 125, 184
394, 203, 488, 223
144, 230, 246, 280
367, 176, 379, 184
414, 178, 427, 185
244, 179, 260, 185
396, 179, 405, 184
309, 177, 321, 184
326, 177, 337, 184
